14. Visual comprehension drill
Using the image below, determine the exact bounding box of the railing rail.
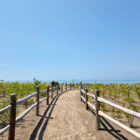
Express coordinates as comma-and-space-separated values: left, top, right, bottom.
80, 85, 140, 139
17, 92, 37, 105
0, 105, 11, 114
0, 85, 63, 114
0, 82, 79, 139
98, 97, 140, 119
82, 89, 140, 119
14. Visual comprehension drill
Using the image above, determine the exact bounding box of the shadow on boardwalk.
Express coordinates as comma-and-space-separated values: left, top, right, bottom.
29, 93, 62, 140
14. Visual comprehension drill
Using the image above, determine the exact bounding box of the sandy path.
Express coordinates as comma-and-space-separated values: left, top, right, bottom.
0, 90, 139, 140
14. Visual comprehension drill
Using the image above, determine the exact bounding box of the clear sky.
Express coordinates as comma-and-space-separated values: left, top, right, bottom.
0, 0, 140, 81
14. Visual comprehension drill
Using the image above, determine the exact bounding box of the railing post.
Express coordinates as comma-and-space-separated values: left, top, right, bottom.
51, 85, 53, 99
46, 86, 49, 105
80, 82, 82, 89
95, 89, 100, 130
61, 85, 63, 94
36, 86, 40, 116
66, 83, 67, 91
84, 84, 86, 98
80, 85, 82, 101
85, 89, 88, 110
57, 86, 58, 95
70, 83, 71, 90
8, 94, 17, 140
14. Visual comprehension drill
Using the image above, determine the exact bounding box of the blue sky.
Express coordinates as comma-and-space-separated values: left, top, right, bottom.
0, 0, 140, 81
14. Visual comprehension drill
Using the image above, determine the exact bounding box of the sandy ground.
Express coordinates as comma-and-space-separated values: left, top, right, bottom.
0, 90, 139, 140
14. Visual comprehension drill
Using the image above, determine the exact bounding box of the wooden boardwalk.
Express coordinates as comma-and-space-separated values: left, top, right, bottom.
1, 90, 138, 140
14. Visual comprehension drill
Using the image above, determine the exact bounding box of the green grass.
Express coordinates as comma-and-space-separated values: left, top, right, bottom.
0, 79, 50, 126
88, 83, 140, 127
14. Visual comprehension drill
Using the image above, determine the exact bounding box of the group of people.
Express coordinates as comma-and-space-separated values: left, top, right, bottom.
51, 81, 60, 88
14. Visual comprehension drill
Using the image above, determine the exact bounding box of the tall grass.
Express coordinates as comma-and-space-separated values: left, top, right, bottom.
88, 83, 140, 127
0, 79, 50, 126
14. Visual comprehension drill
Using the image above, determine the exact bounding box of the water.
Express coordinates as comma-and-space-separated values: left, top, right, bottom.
3, 80, 140, 85
57, 80, 140, 84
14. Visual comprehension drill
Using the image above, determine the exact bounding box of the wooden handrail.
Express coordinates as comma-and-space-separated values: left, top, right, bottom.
87, 93, 95, 98
80, 88, 140, 139
40, 89, 47, 94
99, 111, 140, 139
0, 83, 79, 137
16, 102, 37, 123
17, 92, 37, 105
81, 89, 140, 119
98, 97, 140, 119
0, 105, 11, 114
0, 125, 10, 135
0, 87, 55, 114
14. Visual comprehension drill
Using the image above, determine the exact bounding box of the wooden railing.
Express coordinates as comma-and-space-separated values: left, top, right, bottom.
2, 82, 139, 139
0, 83, 77, 140
80, 84, 140, 139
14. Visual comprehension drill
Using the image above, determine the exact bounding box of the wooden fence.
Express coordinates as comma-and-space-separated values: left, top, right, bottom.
0, 83, 77, 140
80, 84, 140, 139
1, 82, 140, 139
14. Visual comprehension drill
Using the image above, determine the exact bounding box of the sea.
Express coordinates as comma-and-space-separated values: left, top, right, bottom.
5, 80, 140, 85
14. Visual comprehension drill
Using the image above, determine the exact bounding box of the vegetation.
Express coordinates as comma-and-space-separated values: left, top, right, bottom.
88, 83, 140, 127
0, 81, 139, 129
0, 79, 49, 126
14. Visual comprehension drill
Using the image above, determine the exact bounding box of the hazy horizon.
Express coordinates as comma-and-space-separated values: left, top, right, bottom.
1, 79, 140, 85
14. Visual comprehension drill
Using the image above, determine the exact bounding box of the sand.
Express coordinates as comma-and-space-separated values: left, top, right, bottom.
0, 90, 139, 140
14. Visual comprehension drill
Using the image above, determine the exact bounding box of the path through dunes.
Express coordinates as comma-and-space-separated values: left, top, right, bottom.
1, 90, 138, 140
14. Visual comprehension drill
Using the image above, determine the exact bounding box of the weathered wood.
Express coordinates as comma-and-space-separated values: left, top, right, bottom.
95, 89, 100, 130
49, 93, 53, 97
61, 85, 63, 94
66, 83, 67, 91
51, 85, 53, 99
36, 87, 40, 116
70, 83, 71, 90
81, 88, 140, 138
16, 102, 37, 122
81, 89, 86, 95
40, 89, 47, 94
57, 86, 59, 95
85, 89, 88, 110
81, 95, 86, 102
0, 105, 11, 114
8, 94, 17, 140
99, 111, 140, 139
87, 101, 96, 111
47, 86, 49, 105
39, 97, 47, 104
80, 85, 82, 101
98, 97, 140, 119
0, 125, 10, 135
86, 100, 140, 139
17, 92, 37, 105
87, 93, 95, 98
86, 91, 140, 119
80, 82, 82, 89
